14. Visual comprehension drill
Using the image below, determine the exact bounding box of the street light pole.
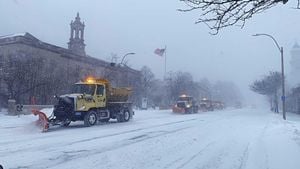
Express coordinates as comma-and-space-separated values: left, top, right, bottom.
120, 52, 135, 65
120, 52, 135, 86
253, 33, 286, 120
281, 46, 286, 120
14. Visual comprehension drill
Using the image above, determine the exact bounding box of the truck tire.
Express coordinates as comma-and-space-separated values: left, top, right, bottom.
117, 110, 130, 122
123, 110, 130, 122
84, 110, 97, 127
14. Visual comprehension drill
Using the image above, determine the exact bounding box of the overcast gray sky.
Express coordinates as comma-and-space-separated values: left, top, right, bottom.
1, 0, 300, 106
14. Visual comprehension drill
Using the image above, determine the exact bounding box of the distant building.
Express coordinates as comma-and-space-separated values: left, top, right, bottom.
286, 86, 300, 114
287, 43, 300, 114
0, 13, 140, 106
290, 42, 300, 86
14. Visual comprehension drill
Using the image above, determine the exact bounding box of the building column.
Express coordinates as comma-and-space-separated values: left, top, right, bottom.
81, 29, 84, 40
70, 27, 74, 39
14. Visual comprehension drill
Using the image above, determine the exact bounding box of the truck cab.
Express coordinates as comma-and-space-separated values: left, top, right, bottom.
72, 81, 107, 111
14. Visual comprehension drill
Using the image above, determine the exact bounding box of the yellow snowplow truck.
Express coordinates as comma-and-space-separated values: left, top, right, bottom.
172, 95, 198, 114
33, 77, 134, 131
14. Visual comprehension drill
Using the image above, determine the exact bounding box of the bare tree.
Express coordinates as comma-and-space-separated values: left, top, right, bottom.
197, 78, 212, 99
134, 66, 156, 107
140, 66, 155, 97
250, 71, 282, 112
179, 0, 291, 34
165, 71, 196, 103
1, 54, 48, 103
0, 51, 84, 106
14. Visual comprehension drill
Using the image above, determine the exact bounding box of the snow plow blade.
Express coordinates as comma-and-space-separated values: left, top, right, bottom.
172, 106, 185, 113
32, 110, 49, 132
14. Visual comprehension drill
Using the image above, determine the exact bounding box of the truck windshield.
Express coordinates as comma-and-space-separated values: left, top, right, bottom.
178, 97, 192, 101
71, 84, 95, 95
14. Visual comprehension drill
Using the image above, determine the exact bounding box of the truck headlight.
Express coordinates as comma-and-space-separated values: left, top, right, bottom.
186, 105, 191, 108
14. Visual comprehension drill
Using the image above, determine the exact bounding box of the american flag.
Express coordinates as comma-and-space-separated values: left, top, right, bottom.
154, 48, 166, 57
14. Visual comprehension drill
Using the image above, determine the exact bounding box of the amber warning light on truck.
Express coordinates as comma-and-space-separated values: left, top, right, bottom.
85, 77, 96, 83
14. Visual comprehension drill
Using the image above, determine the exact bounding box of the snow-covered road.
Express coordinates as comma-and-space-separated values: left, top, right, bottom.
1, 108, 300, 169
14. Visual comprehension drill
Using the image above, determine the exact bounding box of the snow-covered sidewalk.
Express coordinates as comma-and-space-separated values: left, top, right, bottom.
1, 108, 300, 169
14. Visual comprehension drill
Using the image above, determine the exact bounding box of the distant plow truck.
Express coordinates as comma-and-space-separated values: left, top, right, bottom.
172, 95, 199, 114
33, 77, 134, 132
199, 98, 225, 112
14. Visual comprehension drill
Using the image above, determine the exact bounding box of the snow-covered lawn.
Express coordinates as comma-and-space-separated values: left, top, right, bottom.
1, 108, 300, 169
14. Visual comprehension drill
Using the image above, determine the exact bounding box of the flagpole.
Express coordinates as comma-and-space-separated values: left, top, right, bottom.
164, 45, 167, 78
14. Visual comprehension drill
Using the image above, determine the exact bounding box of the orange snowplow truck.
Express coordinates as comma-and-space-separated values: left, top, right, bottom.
33, 77, 134, 132
172, 95, 198, 114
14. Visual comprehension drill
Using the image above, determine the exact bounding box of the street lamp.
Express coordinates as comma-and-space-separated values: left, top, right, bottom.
253, 33, 286, 120
120, 52, 135, 65
120, 52, 135, 86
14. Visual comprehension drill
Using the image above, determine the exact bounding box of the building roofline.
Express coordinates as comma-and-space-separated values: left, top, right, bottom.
0, 32, 140, 74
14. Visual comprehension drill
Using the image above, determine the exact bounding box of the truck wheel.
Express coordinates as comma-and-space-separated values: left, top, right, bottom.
123, 110, 130, 122
117, 110, 130, 123
84, 110, 97, 127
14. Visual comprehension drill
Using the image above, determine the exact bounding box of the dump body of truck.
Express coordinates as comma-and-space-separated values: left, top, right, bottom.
93, 78, 132, 102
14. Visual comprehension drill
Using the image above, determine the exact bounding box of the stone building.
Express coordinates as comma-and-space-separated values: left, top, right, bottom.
287, 86, 300, 114
286, 43, 300, 114
0, 13, 140, 107
290, 42, 300, 86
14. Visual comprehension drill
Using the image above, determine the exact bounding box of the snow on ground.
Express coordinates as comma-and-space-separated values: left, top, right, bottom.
1, 108, 300, 169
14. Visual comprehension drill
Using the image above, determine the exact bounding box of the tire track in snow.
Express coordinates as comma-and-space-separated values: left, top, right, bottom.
16, 126, 193, 169
1, 117, 198, 145
0, 112, 174, 145
162, 112, 251, 169
234, 115, 271, 169
237, 143, 250, 169
198, 148, 228, 169
68, 118, 197, 145
172, 142, 216, 169
292, 128, 300, 146
0, 118, 198, 157
171, 116, 259, 169
3, 110, 233, 169
241, 116, 271, 169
